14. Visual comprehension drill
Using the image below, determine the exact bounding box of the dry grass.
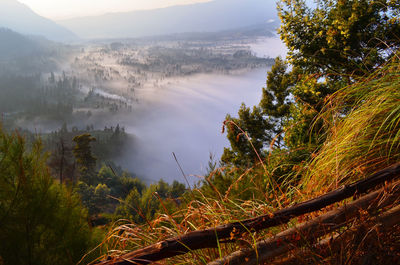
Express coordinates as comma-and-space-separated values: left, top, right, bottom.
303, 58, 400, 193
94, 57, 400, 265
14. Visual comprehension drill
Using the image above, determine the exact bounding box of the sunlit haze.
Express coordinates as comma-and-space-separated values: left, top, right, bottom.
18, 0, 212, 19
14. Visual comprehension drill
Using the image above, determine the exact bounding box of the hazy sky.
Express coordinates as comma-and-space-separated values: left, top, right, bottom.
18, 0, 212, 20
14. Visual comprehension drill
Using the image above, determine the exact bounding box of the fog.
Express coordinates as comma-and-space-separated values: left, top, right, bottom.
113, 68, 268, 184
6, 34, 284, 186
17, 68, 269, 185
105, 37, 283, 185
249, 37, 288, 59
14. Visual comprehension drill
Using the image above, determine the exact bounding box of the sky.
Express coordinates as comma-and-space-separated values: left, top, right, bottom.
18, 0, 212, 20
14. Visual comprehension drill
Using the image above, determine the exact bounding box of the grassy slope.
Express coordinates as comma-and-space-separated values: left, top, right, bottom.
94, 58, 400, 264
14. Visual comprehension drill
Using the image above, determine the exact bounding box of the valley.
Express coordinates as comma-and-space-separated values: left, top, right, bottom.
1, 30, 282, 183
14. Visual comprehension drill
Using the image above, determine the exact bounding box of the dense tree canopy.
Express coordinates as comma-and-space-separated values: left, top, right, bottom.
73, 133, 97, 185
115, 179, 186, 224
0, 127, 95, 265
222, 0, 400, 173
280, 0, 400, 77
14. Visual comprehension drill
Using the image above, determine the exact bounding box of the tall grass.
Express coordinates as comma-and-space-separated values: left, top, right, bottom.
303, 58, 400, 193
96, 57, 400, 265
96, 187, 287, 264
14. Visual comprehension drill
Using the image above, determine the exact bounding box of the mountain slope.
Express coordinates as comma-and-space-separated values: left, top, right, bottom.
0, 0, 77, 42
0, 28, 42, 60
0, 27, 64, 73
59, 0, 278, 39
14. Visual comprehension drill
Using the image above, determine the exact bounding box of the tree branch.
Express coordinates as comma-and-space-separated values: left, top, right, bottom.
272, 204, 400, 265
96, 163, 400, 265
208, 180, 400, 265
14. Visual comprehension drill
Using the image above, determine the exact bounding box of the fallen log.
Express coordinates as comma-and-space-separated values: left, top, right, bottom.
96, 163, 400, 265
208, 180, 400, 265
272, 204, 400, 265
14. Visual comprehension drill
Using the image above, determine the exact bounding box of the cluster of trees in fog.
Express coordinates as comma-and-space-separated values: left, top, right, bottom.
40, 123, 186, 225
119, 45, 273, 76
210, 0, 400, 196
0, 1, 285, 264
0, 128, 98, 265
0, 123, 187, 264
0, 73, 76, 123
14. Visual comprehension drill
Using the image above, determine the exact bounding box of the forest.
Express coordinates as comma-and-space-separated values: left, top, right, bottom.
1, 0, 400, 264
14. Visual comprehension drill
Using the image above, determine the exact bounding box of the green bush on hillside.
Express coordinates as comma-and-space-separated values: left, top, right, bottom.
0, 127, 96, 265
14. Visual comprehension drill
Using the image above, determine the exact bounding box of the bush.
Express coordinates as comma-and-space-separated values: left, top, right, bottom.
0, 127, 96, 265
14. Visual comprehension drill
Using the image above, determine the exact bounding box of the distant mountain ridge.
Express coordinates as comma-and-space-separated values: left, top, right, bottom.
0, 0, 77, 42
59, 0, 278, 39
137, 23, 278, 42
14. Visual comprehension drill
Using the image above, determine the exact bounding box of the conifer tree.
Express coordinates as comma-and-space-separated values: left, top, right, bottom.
223, 0, 400, 167
0, 127, 94, 265
73, 133, 97, 185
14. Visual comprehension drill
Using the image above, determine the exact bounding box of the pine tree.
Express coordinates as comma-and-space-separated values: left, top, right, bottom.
73, 134, 97, 185
222, 0, 400, 168
0, 127, 94, 265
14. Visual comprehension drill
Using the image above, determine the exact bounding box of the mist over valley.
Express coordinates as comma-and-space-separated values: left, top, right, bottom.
0, 0, 285, 185
2, 1, 395, 264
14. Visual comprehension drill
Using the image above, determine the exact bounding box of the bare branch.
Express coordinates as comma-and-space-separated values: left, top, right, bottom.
96, 163, 400, 265
208, 180, 400, 265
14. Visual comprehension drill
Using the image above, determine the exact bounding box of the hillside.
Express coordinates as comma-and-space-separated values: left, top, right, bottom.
92, 0, 400, 264
0, 27, 65, 73
0, 0, 77, 42
95, 55, 400, 265
0, 28, 44, 60
58, 0, 278, 39
0, 1, 398, 265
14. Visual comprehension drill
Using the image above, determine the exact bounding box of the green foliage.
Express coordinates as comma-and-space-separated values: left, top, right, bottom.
47, 137, 75, 184
73, 133, 97, 185
304, 59, 400, 191
98, 2, 400, 264
170, 180, 186, 199
101, 59, 400, 262
280, 0, 400, 149
0, 127, 95, 265
222, 105, 270, 167
75, 181, 98, 215
222, 0, 400, 182
115, 180, 186, 224
94, 184, 111, 207
117, 187, 142, 222
279, 0, 400, 77
96, 164, 145, 198
260, 57, 293, 140
222, 58, 294, 166
0, 73, 77, 123
222, 58, 295, 168
44, 123, 130, 183
95, 164, 114, 185
75, 164, 146, 217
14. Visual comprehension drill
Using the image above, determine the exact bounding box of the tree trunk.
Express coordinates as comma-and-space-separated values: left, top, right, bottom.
208, 181, 400, 265
96, 163, 400, 265
272, 204, 400, 265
